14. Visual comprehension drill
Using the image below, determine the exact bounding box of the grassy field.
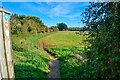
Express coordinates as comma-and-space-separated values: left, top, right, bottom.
44, 31, 87, 48
44, 31, 88, 78
12, 33, 52, 78
12, 31, 87, 78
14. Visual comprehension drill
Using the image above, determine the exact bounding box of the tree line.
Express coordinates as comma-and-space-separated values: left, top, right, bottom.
10, 14, 71, 35
10, 14, 88, 36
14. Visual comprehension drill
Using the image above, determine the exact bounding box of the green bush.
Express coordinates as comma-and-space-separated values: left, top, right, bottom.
81, 2, 120, 79
10, 14, 47, 35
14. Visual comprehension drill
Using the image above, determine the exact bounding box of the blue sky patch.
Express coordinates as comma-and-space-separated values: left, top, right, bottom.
2, 2, 89, 27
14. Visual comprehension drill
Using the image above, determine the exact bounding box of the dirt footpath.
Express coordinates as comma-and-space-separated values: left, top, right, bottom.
39, 35, 61, 78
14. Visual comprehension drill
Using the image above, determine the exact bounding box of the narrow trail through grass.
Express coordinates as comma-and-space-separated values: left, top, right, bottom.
38, 31, 87, 78
39, 34, 61, 78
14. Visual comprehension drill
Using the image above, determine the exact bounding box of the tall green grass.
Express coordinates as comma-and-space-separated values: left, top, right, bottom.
45, 47, 87, 78
44, 31, 88, 78
12, 33, 51, 78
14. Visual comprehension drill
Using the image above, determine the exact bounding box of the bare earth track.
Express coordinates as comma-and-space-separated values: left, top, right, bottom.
39, 35, 61, 78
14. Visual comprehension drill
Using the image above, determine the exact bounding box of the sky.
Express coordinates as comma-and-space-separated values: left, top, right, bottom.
2, 2, 89, 27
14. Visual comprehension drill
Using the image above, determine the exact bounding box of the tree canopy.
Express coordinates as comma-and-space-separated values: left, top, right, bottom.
10, 14, 47, 35
80, 2, 120, 79
57, 23, 68, 31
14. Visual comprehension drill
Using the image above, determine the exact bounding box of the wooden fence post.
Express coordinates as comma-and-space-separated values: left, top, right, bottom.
0, 7, 14, 79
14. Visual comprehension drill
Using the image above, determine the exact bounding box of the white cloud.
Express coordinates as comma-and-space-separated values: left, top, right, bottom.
7, 2, 89, 20
48, 3, 71, 17
63, 12, 82, 20
47, 3, 88, 20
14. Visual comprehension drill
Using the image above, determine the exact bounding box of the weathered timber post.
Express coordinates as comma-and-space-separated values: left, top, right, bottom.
0, 7, 14, 79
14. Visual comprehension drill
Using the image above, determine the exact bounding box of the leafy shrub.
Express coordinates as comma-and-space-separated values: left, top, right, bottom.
10, 14, 47, 35
81, 2, 120, 79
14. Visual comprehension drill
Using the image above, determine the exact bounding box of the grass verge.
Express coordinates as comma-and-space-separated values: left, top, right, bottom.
12, 33, 53, 78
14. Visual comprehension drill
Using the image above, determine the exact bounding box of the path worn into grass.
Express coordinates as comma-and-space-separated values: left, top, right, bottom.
39, 35, 61, 78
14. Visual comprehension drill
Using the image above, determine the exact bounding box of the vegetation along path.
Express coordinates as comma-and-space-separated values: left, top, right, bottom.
39, 34, 61, 78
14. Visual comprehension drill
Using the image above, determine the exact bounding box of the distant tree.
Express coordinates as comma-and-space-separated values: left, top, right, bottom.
57, 23, 68, 31
68, 27, 88, 31
19, 15, 25, 20
10, 14, 47, 35
45, 27, 50, 32
80, 26, 88, 31
50, 26, 59, 32
68, 27, 81, 31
